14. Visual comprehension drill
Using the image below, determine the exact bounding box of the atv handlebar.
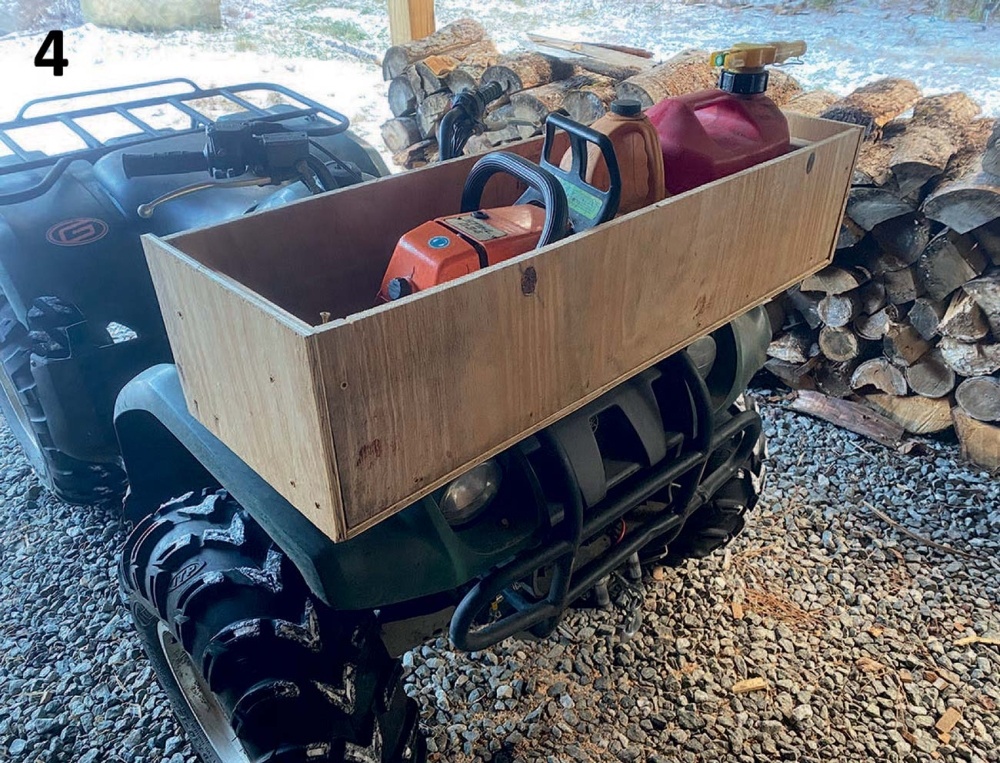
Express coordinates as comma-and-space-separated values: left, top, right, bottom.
121, 150, 209, 178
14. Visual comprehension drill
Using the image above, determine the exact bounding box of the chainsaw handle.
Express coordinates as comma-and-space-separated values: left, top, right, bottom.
536, 111, 621, 233
460, 152, 569, 248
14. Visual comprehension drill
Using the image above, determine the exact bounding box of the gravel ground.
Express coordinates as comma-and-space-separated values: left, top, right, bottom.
1, 395, 999, 762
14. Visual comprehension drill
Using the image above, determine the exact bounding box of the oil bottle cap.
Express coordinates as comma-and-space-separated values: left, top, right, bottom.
611, 99, 642, 117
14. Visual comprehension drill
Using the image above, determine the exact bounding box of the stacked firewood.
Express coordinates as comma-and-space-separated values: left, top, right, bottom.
380, 19, 805, 169
765, 79, 1000, 470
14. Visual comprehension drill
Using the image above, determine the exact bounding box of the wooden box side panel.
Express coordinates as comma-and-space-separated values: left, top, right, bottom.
142, 236, 347, 540
169, 141, 541, 326
320, 124, 861, 536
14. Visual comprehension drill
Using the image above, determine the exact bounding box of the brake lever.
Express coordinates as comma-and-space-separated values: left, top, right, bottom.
137, 176, 272, 219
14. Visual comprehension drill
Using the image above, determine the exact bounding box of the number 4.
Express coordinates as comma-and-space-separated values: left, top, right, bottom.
35, 31, 68, 76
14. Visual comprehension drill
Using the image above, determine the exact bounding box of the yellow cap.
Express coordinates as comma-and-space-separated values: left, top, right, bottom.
710, 41, 807, 72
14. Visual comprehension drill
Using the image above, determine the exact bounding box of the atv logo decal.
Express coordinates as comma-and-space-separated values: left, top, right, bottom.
169, 560, 206, 591
46, 218, 109, 247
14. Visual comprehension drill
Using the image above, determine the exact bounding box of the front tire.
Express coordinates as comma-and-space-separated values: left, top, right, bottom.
120, 489, 425, 763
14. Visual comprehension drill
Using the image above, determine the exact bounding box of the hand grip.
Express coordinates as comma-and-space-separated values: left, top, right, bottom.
535, 112, 621, 233
460, 152, 569, 248
122, 150, 208, 178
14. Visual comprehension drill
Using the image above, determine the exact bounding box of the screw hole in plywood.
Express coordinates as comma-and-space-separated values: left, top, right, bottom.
520, 266, 537, 296
806, 152, 816, 174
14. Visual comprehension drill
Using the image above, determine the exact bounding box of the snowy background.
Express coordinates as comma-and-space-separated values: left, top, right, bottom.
0, 0, 997, 167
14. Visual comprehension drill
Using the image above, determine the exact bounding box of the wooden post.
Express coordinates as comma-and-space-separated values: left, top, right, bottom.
388, 0, 436, 45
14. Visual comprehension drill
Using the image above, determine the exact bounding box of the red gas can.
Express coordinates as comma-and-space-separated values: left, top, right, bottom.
646, 41, 805, 195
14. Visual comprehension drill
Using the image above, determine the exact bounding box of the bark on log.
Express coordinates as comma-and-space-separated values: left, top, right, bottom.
510, 75, 599, 134
870, 215, 931, 271
416, 91, 454, 138
905, 351, 957, 398
889, 93, 981, 196
566, 57, 645, 82
615, 51, 716, 108
962, 272, 1000, 336
952, 407, 1000, 471
820, 78, 921, 138
863, 393, 953, 435
908, 297, 948, 340
972, 221, 1000, 266
883, 323, 931, 366
388, 76, 419, 117
883, 265, 925, 304
922, 118, 1000, 233
955, 376, 1000, 422
563, 76, 618, 125
982, 121, 1000, 177
482, 52, 576, 94
783, 89, 839, 118
819, 325, 861, 362
939, 289, 989, 342
383, 18, 487, 80
392, 139, 440, 169
818, 293, 860, 328
785, 286, 823, 329
790, 390, 904, 447
851, 357, 908, 396
916, 230, 988, 301
938, 337, 1000, 376
765, 69, 804, 107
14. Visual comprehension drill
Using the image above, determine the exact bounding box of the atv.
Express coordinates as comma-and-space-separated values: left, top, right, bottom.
0, 80, 770, 762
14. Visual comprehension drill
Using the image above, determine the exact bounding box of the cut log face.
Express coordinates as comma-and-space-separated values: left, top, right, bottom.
800, 265, 869, 295
820, 78, 921, 138
984, 121, 1000, 176
846, 186, 915, 231
923, 171, 1000, 234
615, 50, 716, 108
388, 76, 418, 117
905, 351, 957, 398
818, 293, 859, 328
785, 286, 822, 330
856, 281, 888, 316
864, 393, 954, 434
972, 221, 1000, 266
416, 92, 454, 138
482, 52, 576, 94
510, 74, 598, 134
938, 289, 989, 342
955, 376, 1000, 422
883, 265, 925, 304
855, 306, 898, 341
850, 357, 908, 396
870, 215, 930, 271
908, 297, 947, 341
767, 326, 814, 364
380, 116, 423, 153
883, 323, 931, 366
952, 407, 1000, 471
938, 336, 1000, 376
819, 325, 861, 363
383, 18, 487, 80
764, 358, 817, 391
563, 76, 618, 125
962, 272, 1000, 336
916, 230, 987, 301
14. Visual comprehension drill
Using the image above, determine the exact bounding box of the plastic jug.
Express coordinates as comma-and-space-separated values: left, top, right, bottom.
565, 99, 666, 215
647, 41, 805, 195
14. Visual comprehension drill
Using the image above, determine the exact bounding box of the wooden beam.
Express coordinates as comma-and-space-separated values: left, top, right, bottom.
388, 0, 436, 45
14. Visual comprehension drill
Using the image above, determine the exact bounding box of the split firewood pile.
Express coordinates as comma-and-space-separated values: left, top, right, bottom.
379, 18, 805, 169
379, 23, 1000, 471
764, 80, 1000, 471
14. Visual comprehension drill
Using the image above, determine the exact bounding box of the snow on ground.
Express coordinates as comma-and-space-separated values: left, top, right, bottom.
0, 0, 996, 167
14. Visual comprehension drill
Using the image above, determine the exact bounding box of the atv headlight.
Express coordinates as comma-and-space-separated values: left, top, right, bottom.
439, 460, 502, 526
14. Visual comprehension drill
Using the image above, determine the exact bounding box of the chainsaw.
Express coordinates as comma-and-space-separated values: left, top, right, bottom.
379, 112, 623, 302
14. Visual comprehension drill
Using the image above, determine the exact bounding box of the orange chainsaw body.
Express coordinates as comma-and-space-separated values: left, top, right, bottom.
378, 205, 547, 302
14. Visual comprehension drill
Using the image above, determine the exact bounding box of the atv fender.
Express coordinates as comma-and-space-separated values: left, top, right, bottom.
114, 364, 528, 611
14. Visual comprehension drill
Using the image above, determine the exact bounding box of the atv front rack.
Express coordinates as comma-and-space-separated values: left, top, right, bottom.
449, 353, 762, 651
0, 78, 350, 204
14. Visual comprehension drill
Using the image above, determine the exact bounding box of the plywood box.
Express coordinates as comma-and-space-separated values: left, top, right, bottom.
143, 113, 860, 541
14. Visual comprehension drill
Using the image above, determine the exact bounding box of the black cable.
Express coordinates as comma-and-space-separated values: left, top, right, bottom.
308, 139, 363, 183
305, 154, 339, 193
